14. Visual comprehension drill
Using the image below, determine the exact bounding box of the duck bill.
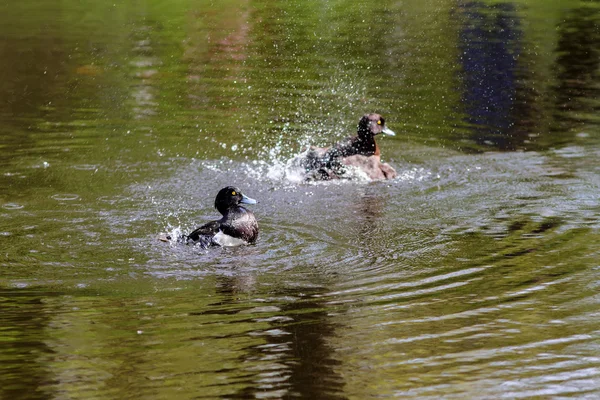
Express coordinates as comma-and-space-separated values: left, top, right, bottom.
382, 127, 396, 136
240, 194, 257, 205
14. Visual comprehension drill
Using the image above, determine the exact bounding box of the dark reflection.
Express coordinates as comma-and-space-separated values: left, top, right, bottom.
0, 289, 59, 400
454, 2, 536, 151
354, 189, 385, 222
351, 188, 387, 250
209, 276, 346, 399
552, 6, 600, 131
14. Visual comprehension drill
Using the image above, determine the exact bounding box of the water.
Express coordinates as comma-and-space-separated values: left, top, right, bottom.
1, 0, 600, 398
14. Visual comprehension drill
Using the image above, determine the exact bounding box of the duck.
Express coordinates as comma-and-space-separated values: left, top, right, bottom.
299, 113, 397, 180
168, 186, 259, 248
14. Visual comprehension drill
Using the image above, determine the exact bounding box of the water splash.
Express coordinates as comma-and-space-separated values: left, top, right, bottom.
242, 143, 430, 185
242, 135, 383, 185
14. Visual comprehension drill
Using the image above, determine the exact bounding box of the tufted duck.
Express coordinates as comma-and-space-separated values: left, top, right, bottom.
300, 113, 397, 180
183, 186, 259, 247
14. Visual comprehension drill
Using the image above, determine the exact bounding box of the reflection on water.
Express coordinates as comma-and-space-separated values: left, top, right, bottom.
1, 0, 600, 399
553, 5, 600, 131
455, 2, 533, 150
454, 1, 600, 152
0, 289, 57, 400
210, 279, 345, 399
130, 24, 160, 119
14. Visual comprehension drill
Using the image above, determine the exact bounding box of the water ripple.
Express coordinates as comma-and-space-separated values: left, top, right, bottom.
50, 193, 80, 201
2, 202, 24, 210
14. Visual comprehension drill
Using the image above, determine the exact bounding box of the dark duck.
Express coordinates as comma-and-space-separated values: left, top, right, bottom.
180, 186, 259, 248
299, 113, 397, 180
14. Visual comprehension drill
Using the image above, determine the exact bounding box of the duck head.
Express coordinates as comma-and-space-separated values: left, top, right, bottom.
357, 113, 396, 138
214, 186, 257, 215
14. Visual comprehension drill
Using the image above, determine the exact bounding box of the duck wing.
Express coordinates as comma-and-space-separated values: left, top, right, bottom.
186, 220, 220, 242
327, 136, 361, 158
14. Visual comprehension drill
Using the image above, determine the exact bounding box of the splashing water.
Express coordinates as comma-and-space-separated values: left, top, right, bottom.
243, 147, 376, 184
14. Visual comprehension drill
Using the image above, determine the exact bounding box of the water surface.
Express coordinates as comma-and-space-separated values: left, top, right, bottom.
1, 0, 599, 398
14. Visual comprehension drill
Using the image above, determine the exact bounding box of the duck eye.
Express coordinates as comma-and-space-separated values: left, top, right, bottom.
231, 191, 237, 196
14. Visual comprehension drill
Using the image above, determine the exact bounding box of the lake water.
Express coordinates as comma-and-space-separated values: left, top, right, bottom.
1, 0, 599, 398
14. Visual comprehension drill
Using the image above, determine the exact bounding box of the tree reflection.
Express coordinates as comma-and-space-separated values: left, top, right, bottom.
552, 5, 600, 132
0, 289, 58, 400
454, 1, 535, 151
212, 276, 346, 399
